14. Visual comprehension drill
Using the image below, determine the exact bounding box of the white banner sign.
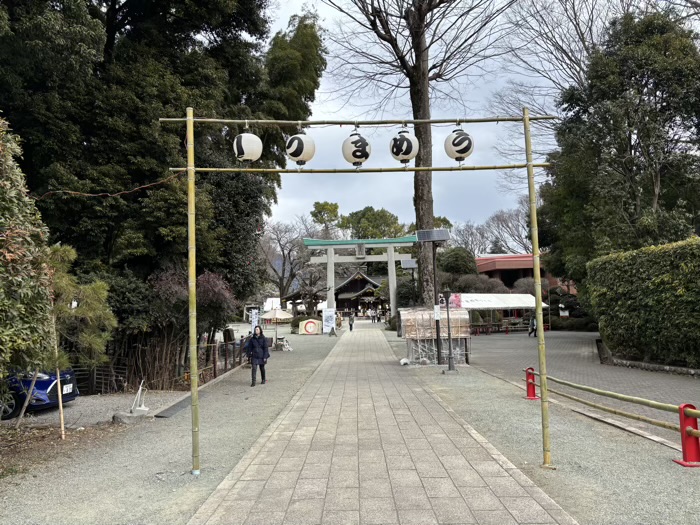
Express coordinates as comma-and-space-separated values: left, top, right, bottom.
323, 308, 336, 334
250, 309, 259, 334
434, 305, 442, 320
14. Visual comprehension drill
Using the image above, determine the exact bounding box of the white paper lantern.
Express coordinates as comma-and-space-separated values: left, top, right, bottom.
233, 132, 263, 161
286, 134, 315, 165
390, 130, 419, 164
444, 129, 474, 161
342, 131, 371, 166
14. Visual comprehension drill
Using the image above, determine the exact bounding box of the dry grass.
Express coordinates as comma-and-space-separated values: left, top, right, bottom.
0, 423, 127, 480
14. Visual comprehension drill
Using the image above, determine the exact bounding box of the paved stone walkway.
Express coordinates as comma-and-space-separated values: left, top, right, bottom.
188, 324, 578, 525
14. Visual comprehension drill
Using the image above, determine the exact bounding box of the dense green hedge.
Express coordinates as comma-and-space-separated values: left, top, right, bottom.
587, 237, 700, 367
549, 317, 598, 332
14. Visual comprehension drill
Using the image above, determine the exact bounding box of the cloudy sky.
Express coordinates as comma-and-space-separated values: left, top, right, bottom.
267, 1, 537, 228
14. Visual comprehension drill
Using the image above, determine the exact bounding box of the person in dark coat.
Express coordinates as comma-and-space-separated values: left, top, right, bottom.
528, 315, 537, 337
246, 325, 270, 386
349, 312, 355, 332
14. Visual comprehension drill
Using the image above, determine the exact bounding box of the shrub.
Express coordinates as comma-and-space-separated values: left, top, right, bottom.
550, 317, 598, 332
470, 310, 501, 324
587, 237, 700, 367
386, 315, 397, 331
437, 247, 477, 275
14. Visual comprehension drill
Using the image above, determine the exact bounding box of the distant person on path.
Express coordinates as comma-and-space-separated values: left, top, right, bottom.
349, 312, 355, 332
370, 308, 376, 323
528, 316, 537, 337
246, 325, 269, 386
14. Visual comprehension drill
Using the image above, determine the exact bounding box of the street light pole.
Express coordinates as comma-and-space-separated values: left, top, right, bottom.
186, 107, 201, 476
432, 242, 442, 365
548, 283, 551, 331
444, 290, 455, 371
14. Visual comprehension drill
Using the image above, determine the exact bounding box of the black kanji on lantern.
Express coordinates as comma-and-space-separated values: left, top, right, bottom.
286, 136, 304, 157
451, 130, 472, 155
234, 135, 245, 157
351, 136, 370, 160
391, 135, 413, 157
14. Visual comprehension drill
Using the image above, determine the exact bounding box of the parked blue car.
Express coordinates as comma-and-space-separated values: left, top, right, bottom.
1, 370, 80, 420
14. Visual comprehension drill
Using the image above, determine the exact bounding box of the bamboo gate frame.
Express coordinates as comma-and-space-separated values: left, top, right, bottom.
160, 108, 557, 475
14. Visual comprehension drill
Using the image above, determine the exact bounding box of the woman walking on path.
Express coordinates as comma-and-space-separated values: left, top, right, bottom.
246, 325, 269, 386
349, 312, 355, 332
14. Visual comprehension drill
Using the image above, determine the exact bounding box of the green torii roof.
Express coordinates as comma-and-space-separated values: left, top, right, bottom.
303, 235, 417, 247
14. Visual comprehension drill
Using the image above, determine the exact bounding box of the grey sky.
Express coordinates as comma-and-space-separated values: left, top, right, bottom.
268, 1, 532, 228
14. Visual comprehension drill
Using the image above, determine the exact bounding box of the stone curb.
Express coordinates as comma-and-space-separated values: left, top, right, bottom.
611, 358, 700, 378
149, 362, 245, 418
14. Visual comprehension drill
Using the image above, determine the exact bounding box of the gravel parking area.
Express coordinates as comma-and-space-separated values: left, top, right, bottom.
1, 391, 185, 429
0, 326, 339, 525
384, 330, 700, 525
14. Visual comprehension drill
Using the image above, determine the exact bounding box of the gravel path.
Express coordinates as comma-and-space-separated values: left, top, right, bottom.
0, 326, 339, 525
0, 391, 185, 429
384, 330, 700, 525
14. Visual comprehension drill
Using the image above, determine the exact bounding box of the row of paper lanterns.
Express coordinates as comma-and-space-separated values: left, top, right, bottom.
232, 128, 474, 166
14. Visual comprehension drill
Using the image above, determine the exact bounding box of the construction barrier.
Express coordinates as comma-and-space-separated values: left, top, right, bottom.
523, 368, 700, 467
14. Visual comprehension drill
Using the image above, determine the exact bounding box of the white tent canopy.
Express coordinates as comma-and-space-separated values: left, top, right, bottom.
455, 293, 547, 310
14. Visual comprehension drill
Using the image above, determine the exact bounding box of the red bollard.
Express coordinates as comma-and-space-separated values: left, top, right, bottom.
674, 403, 700, 467
525, 367, 539, 400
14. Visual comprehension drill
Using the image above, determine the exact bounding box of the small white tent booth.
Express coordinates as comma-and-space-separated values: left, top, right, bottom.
454, 293, 547, 333
400, 294, 547, 364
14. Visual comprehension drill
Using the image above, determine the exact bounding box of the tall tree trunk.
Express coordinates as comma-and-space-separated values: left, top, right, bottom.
103, 0, 120, 65
408, 17, 435, 307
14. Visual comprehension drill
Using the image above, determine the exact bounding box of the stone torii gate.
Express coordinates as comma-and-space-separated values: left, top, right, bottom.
304, 236, 417, 318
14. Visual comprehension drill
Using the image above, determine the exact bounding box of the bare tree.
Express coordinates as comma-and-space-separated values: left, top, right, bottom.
323, 0, 515, 307
482, 195, 533, 253
259, 221, 308, 307
451, 221, 490, 255
491, 0, 647, 188
665, 1, 700, 19
261, 216, 333, 314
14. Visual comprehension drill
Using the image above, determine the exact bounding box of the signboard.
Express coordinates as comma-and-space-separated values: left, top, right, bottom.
301, 319, 321, 334
433, 305, 442, 320
250, 309, 259, 333
323, 308, 336, 334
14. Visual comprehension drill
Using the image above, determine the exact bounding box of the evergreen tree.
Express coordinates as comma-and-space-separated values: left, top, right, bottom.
0, 117, 52, 379
540, 12, 700, 283
0, 2, 326, 384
